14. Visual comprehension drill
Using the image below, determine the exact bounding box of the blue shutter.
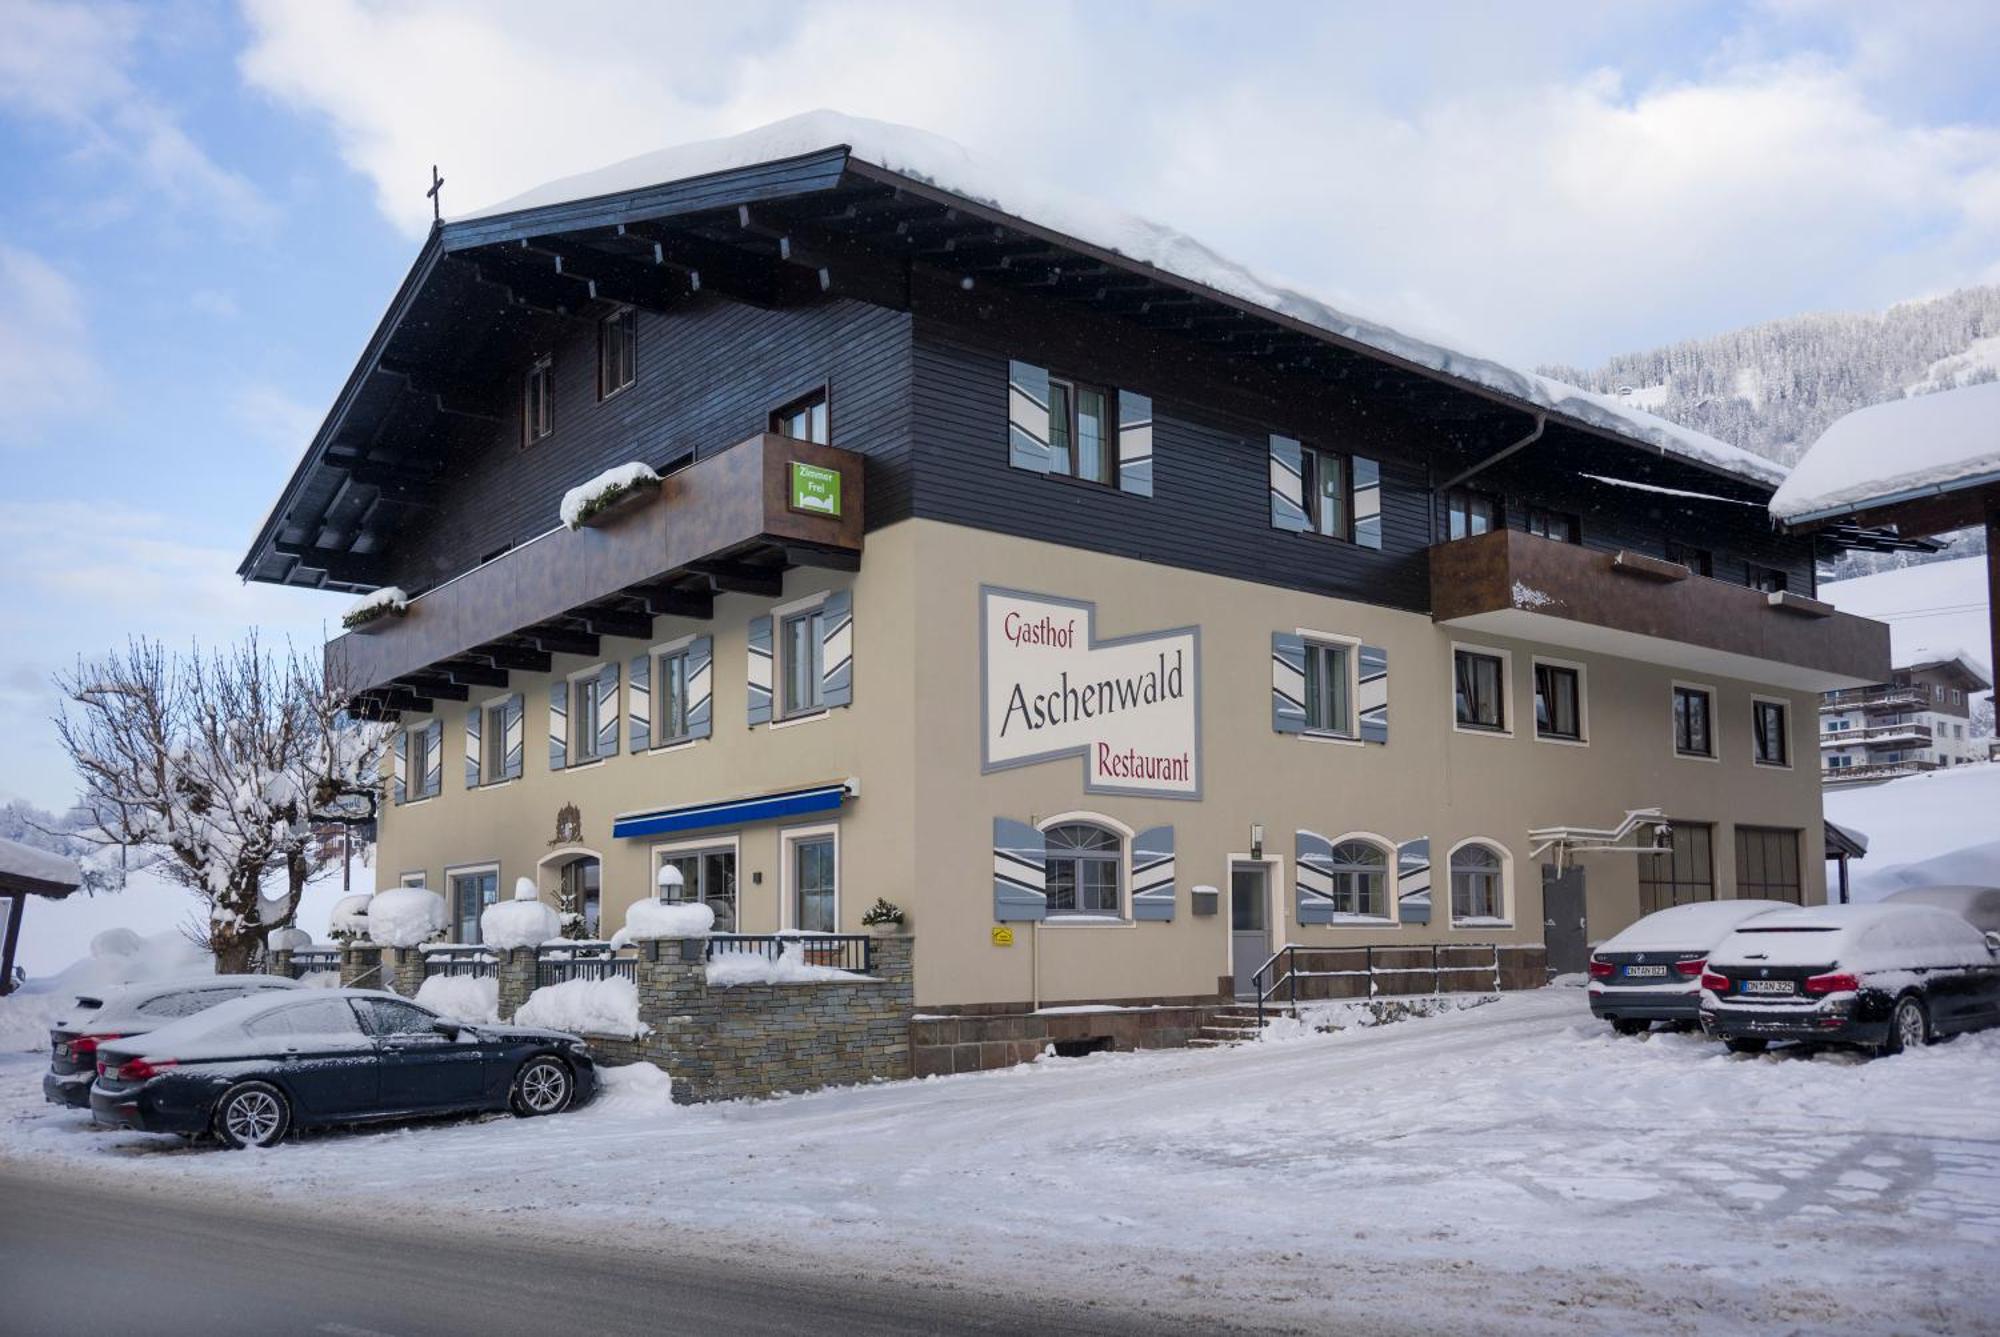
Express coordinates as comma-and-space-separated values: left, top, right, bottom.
628, 653, 651, 752
422, 720, 443, 798
596, 662, 620, 757
1117, 390, 1153, 496
1131, 825, 1175, 921
993, 817, 1048, 922
502, 695, 524, 779
392, 729, 407, 805
1297, 830, 1336, 926
1358, 643, 1389, 744
1269, 435, 1309, 532
548, 679, 567, 770
1397, 838, 1432, 925
747, 617, 773, 726
1271, 632, 1308, 735
1352, 455, 1383, 549
1008, 361, 1053, 473
463, 704, 481, 789
687, 635, 713, 740
820, 589, 853, 708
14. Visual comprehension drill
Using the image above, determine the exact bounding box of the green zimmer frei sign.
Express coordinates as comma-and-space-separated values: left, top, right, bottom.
789, 460, 842, 517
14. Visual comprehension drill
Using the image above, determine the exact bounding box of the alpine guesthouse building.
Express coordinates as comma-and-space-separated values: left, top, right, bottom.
243, 115, 1900, 1018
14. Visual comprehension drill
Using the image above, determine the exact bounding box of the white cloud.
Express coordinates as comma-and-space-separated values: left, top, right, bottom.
0, 245, 100, 448
230, 383, 323, 456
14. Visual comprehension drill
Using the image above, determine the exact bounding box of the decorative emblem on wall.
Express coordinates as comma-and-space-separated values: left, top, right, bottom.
549, 802, 583, 847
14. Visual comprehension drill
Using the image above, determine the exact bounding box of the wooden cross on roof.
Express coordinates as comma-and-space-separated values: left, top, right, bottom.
427, 164, 445, 223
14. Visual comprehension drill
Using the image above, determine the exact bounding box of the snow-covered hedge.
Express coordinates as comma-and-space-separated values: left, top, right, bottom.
624, 898, 715, 940
514, 975, 648, 1038
482, 890, 560, 951
560, 462, 659, 529
414, 974, 500, 1024
364, 886, 449, 948
341, 586, 409, 630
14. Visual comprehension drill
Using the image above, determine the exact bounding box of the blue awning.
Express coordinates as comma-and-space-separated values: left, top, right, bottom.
612, 781, 855, 840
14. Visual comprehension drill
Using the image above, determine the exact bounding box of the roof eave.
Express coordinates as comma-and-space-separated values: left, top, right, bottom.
1775, 466, 2000, 531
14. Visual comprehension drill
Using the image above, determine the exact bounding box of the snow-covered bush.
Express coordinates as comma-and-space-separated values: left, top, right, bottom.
514, 975, 648, 1038
414, 974, 500, 1024
625, 898, 714, 940
328, 892, 371, 944
559, 462, 659, 529
266, 927, 313, 953
364, 886, 448, 948
341, 586, 409, 630
482, 884, 560, 950
860, 897, 904, 928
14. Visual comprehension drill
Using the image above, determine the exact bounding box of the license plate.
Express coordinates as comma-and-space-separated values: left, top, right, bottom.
1622, 965, 1669, 978
1741, 979, 1794, 995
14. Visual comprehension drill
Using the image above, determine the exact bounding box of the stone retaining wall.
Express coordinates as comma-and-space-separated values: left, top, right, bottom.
912, 1003, 1223, 1077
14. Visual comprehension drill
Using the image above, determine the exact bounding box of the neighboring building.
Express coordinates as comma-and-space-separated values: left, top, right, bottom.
240, 114, 1901, 1013
1821, 654, 1993, 782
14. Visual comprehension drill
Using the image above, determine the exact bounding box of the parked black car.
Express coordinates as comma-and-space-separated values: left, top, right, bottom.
89, 988, 597, 1147
1701, 903, 2000, 1055
45, 974, 303, 1108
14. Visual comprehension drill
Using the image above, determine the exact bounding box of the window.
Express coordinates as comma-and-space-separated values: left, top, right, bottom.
781, 606, 825, 717
1673, 685, 1715, 758
1665, 540, 1712, 577
523, 357, 552, 444
1302, 445, 1350, 539
571, 669, 605, 762
1449, 842, 1506, 921
558, 857, 601, 938
1753, 698, 1790, 767
1745, 563, 1788, 594
655, 647, 692, 745
138, 988, 242, 1019
1454, 649, 1506, 731
1735, 827, 1802, 903
791, 832, 837, 933
1445, 488, 1501, 540
1827, 754, 1853, 770
771, 389, 829, 444
598, 307, 636, 398
1044, 822, 1121, 916
1329, 841, 1388, 918
245, 999, 365, 1039
1303, 639, 1352, 735
481, 695, 521, 784
1533, 662, 1583, 741
357, 998, 439, 1037
1638, 822, 1714, 913
449, 868, 499, 944
1047, 376, 1114, 485
1525, 508, 1580, 544
655, 843, 737, 933
399, 871, 426, 888
405, 724, 439, 800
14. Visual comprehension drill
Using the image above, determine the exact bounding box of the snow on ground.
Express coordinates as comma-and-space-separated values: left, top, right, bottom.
2, 990, 1994, 1335
1821, 556, 1993, 705
1825, 764, 2000, 900
1773, 379, 2000, 521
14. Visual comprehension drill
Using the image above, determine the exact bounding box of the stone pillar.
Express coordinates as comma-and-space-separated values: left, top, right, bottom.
268, 948, 293, 980
496, 947, 538, 1021
381, 946, 428, 999
338, 943, 382, 990
869, 934, 914, 992
631, 936, 710, 1103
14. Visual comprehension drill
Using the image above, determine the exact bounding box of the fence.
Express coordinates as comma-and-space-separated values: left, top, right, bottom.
289, 948, 340, 978
423, 946, 497, 979
706, 932, 873, 973
534, 943, 637, 988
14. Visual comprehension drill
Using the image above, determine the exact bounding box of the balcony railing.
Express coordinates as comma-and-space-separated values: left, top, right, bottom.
535, 943, 637, 988
1819, 722, 1933, 748
1429, 529, 1890, 692
1820, 686, 1928, 712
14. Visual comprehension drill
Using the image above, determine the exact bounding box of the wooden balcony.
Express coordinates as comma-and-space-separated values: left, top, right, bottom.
1429, 529, 1889, 692
328, 433, 864, 709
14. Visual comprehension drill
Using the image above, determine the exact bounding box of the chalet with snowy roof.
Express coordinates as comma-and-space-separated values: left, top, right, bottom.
242, 113, 1910, 1034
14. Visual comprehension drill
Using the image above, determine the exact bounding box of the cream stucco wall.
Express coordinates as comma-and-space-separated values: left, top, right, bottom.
375, 517, 1827, 1010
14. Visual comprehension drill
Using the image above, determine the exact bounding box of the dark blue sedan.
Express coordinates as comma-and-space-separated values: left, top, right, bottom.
89, 988, 596, 1148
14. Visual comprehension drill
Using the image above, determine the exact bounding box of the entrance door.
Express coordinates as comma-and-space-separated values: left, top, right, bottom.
1541, 864, 1588, 976
1231, 864, 1271, 1000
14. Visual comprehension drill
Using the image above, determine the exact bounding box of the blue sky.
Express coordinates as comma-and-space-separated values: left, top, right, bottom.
3, 0, 1999, 810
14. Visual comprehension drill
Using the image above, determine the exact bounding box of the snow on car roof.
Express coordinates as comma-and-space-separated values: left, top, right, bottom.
1770, 379, 2000, 522
1712, 901, 1988, 968
1598, 899, 1795, 951
464, 110, 1787, 493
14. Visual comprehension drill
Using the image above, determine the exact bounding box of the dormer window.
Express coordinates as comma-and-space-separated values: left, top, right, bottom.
598, 307, 636, 399
523, 357, 552, 445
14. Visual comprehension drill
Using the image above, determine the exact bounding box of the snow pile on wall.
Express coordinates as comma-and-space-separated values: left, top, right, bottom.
585, 1060, 676, 1119
0, 929, 210, 1052
363, 886, 448, 947
1771, 380, 2000, 521
329, 893, 371, 940
559, 461, 658, 529
513, 975, 648, 1038
624, 899, 714, 941
341, 585, 409, 629
414, 973, 500, 1024
266, 927, 313, 953
481, 892, 560, 950
706, 940, 866, 987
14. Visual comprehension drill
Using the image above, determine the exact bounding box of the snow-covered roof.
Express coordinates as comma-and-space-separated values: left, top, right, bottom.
465, 111, 1787, 493
0, 838, 82, 894
1771, 380, 2000, 522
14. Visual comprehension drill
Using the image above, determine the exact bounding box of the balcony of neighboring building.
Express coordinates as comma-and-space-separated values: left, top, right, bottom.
1428, 528, 1890, 692
1819, 720, 1934, 749
326, 432, 864, 711
1819, 685, 1931, 713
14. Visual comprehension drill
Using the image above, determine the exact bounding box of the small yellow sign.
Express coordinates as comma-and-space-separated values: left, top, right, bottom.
990, 925, 1016, 947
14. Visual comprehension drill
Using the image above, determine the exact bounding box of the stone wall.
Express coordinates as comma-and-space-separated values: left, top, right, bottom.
911, 1003, 1220, 1077
380, 946, 429, 999
337, 944, 383, 990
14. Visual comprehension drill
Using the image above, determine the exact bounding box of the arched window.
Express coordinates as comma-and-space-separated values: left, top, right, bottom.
1450, 843, 1506, 921
559, 856, 601, 938
1329, 841, 1389, 917
1044, 822, 1121, 916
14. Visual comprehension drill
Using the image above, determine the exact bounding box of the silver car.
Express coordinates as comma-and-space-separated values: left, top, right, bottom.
44, 974, 303, 1108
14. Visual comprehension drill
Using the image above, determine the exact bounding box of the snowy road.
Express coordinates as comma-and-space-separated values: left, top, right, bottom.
3, 989, 1998, 1335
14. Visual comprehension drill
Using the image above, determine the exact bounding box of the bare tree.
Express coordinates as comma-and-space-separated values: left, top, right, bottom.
55, 637, 389, 974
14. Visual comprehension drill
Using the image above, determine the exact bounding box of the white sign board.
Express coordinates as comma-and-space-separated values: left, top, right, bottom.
980, 586, 1201, 799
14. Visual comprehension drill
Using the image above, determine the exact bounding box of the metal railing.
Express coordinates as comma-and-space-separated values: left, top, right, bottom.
288, 948, 341, 979
706, 932, 873, 973
423, 945, 498, 979
1253, 942, 1504, 1029
1818, 721, 1932, 746
534, 943, 637, 988
1820, 687, 1927, 712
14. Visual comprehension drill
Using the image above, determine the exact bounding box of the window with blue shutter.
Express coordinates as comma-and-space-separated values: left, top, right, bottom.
595, 663, 620, 757
1397, 838, 1432, 925
992, 817, 1048, 922
1352, 456, 1383, 549
1296, 830, 1336, 925
421, 720, 443, 798
463, 704, 481, 789
1358, 644, 1389, 744
501, 695, 524, 779
1269, 435, 1309, 532
392, 729, 407, 805
747, 616, 773, 726
1117, 390, 1153, 497
628, 653, 650, 752
1008, 361, 1053, 474
820, 589, 853, 708
687, 635, 713, 740
1131, 826, 1175, 921
1271, 632, 1308, 734
548, 679, 567, 770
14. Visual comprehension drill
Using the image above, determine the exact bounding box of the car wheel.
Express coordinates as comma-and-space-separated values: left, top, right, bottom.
510, 1056, 573, 1117
1611, 1019, 1650, 1037
214, 1081, 290, 1150
1724, 1037, 1767, 1055
1883, 997, 1929, 1055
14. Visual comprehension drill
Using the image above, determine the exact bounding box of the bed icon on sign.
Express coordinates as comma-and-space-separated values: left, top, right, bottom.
991, 926, 1016, 947
789, 460, 841, 517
